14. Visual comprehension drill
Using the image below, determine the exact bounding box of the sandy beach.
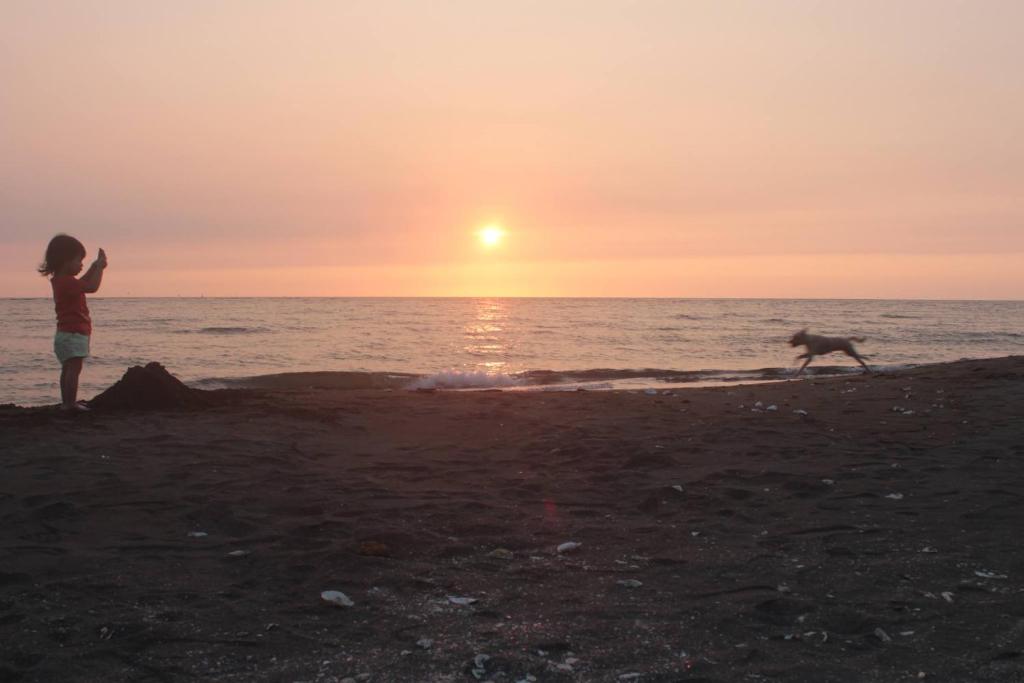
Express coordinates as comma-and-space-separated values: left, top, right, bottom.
2, 356, 1023, 682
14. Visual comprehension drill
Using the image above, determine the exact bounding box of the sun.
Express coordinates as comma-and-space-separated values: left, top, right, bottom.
478, 224, 505, 248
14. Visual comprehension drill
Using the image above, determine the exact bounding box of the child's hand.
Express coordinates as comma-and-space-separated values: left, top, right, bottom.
97, 248, 108, 269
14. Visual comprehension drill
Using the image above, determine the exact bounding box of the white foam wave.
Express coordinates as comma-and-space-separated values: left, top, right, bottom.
408, 370, 522, 390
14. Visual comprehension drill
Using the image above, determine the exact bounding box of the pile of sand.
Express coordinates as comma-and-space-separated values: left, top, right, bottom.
89, 362, 210, 411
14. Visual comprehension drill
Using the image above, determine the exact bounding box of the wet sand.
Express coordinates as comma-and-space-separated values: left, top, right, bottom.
1, 356, 1023, 682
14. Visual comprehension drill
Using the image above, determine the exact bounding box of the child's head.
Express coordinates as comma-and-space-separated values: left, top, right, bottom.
38, 234, 86, 277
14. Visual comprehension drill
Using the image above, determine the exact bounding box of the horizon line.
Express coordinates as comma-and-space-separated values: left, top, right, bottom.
3, 295, 1023, 303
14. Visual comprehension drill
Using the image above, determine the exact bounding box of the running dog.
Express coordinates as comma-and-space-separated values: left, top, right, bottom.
789, 329, 871, 377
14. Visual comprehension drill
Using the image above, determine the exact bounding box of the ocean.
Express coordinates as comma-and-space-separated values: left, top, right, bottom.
3, 297, 1023, 406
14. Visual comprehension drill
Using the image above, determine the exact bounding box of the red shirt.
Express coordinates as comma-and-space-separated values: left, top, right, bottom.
52, 275, 92, 335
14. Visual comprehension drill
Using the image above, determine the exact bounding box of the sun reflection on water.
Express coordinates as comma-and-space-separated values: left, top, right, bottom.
463, 298, 511, 373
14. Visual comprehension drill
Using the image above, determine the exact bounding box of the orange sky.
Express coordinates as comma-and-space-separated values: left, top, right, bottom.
2, 1, 1022, 298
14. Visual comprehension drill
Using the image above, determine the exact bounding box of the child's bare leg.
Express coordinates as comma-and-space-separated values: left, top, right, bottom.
60, 357, 84, 409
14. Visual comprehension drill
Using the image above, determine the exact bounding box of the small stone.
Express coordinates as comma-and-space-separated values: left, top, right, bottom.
321, 590, 355, 607
885, 493, 904, 500
226, 550, 250, 557
187, 531, 208, 538
874, 627, 892, 643
416, 638, 433, 649
487, 548, 514, 560
557, 541, 582, 554
448, 596, 478, 606
617, 579, 643, 588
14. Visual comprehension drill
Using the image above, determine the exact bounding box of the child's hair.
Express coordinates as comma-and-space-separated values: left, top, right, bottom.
38, 234, 86, 276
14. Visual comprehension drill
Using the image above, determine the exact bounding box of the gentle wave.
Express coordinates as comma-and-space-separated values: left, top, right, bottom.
201, 364, 899, 393
409, 371, 523, 390
195, 371, 416, 391
175, 326, 271, 335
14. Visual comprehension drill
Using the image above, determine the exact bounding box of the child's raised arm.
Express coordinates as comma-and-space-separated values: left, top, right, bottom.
80, 248, 107, 293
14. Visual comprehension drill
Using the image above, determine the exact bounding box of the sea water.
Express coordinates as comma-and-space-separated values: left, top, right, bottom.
2, 297, 1022, 406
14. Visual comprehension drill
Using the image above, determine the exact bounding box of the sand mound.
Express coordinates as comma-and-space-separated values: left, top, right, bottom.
89, 362, 210, 411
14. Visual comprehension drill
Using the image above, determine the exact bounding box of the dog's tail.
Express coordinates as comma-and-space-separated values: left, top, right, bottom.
849, 336, 866, 343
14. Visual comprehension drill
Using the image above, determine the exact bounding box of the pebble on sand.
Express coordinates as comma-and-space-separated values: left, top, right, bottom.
447, 596, 478, 606
321, 590, 355, 607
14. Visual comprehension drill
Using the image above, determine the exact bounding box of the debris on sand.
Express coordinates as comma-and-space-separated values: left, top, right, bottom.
470, 653, 491, 679
357, 541, 391, 557
974, 570, 1008, 579
89, 362, 210, 411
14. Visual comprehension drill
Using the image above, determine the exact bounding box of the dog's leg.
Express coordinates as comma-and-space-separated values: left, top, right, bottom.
794, 355, 813, 377
847, 350, 872, 374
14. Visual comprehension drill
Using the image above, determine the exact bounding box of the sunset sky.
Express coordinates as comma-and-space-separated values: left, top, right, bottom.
2, 1, 1021, 298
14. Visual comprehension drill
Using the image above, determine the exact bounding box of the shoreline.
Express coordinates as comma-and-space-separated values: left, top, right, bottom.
0, 357, 989, 409
1, 356, 1022, 681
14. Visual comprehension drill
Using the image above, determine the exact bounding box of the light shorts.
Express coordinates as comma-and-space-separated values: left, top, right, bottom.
54, 331, 90, 365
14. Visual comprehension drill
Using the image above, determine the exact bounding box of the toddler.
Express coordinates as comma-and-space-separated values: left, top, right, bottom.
38, 235, 108, 411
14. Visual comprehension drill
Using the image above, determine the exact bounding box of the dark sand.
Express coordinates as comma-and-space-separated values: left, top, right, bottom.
1, 357, 1023, 682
